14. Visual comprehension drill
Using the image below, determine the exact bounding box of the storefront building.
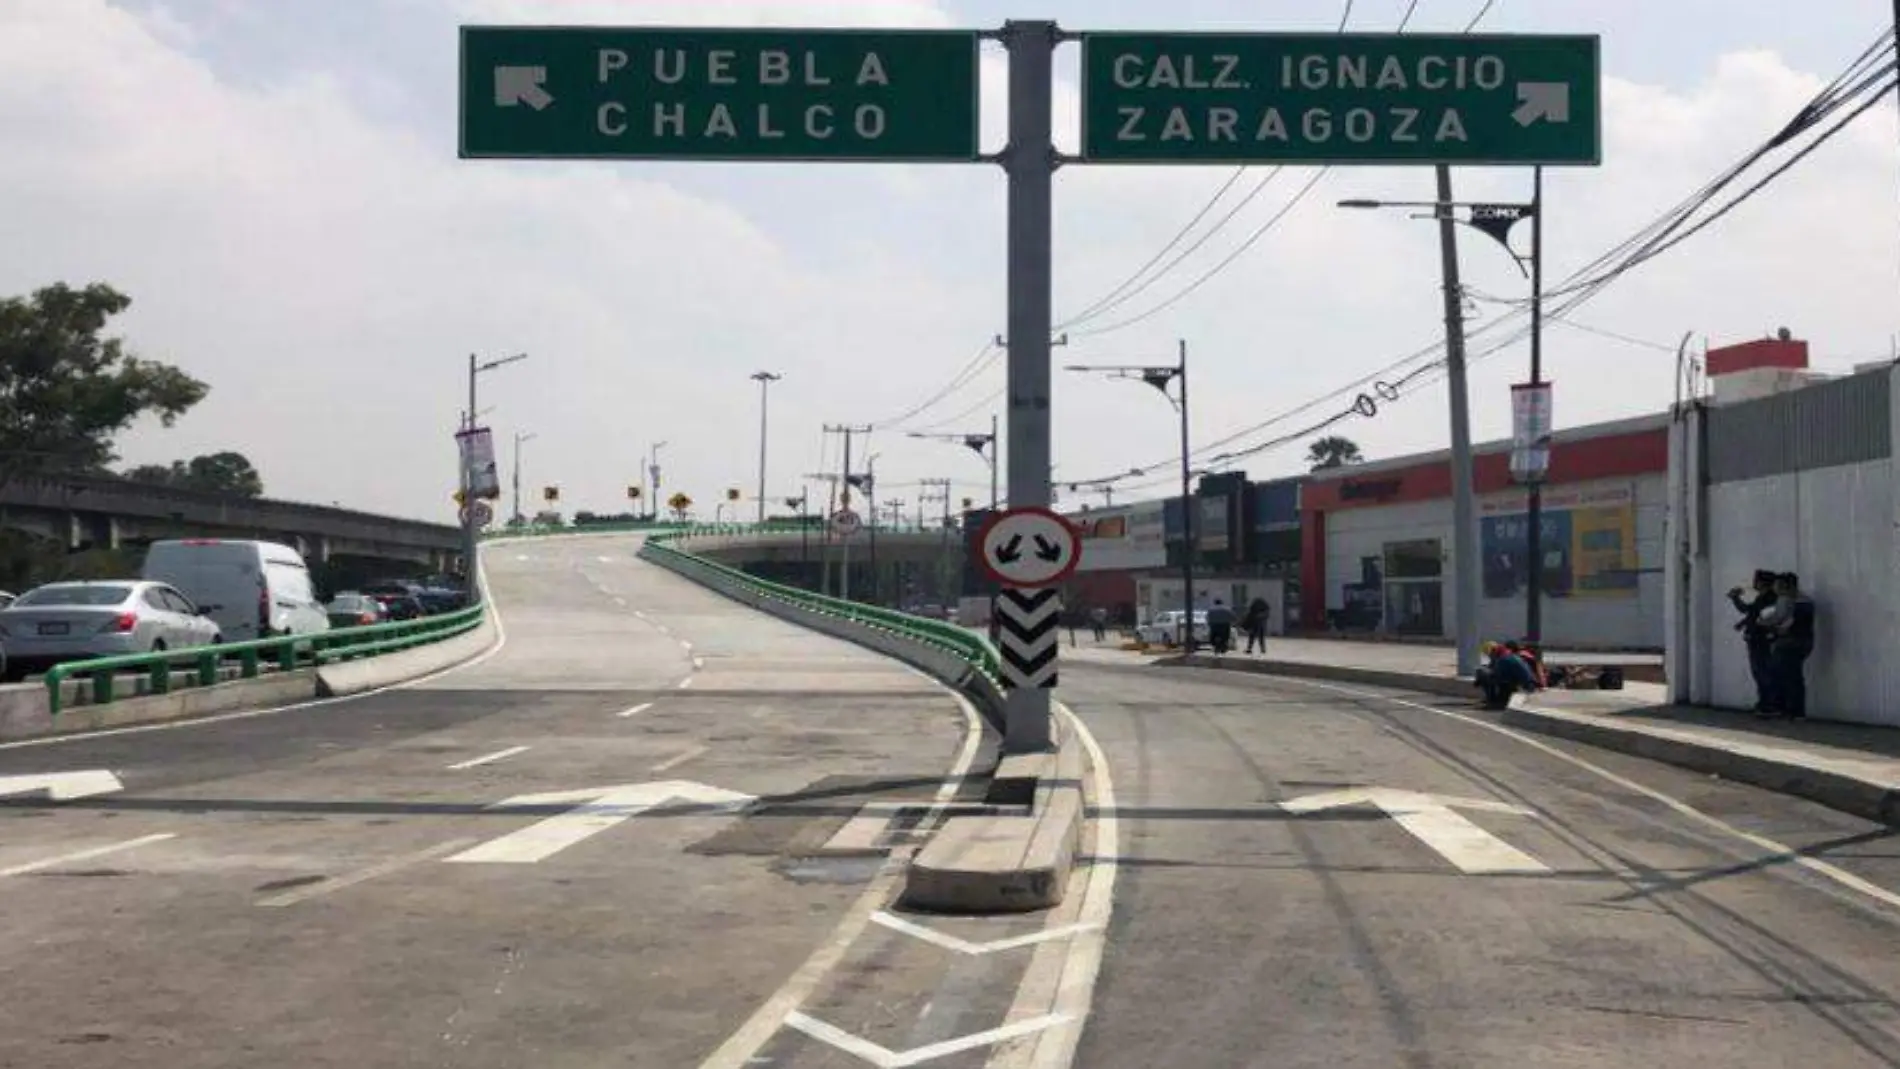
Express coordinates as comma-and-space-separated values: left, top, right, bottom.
1300, 413, 1670, 650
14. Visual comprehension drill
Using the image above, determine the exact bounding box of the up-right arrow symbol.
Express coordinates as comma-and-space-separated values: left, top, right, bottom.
1513, 81, 1571, 126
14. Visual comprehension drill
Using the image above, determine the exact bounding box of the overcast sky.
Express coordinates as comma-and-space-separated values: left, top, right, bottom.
2, 0, 1894, 523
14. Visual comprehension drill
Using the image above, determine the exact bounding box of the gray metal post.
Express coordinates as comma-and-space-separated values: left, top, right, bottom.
1525, 166, 1546, 644
1000, 20, 1057, 753
1177, 340, 1195, 653
463, 354, 479, 601
1435, 165, 1482, 676
989, 412, 1000, 510
840, 427, 854, 601
752, 371, 780, 524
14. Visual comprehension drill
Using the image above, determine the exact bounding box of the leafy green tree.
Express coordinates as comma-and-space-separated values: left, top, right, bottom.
1306, 435, 1365, 472
124, 451, 264, 497
0, 283, 206, 485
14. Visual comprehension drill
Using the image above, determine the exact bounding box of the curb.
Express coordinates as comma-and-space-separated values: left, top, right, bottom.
1503, 703, 1900, 827
315, 611, 499, 697
902, 731, 1085, 914
1160, 653, 1476, 700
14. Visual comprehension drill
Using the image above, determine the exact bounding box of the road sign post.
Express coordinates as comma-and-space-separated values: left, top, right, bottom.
1080, 33, 1599, 164
461, 27, 980, 161
979, 507, 1080, 700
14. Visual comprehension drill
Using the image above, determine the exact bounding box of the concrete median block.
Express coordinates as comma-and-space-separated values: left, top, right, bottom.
1502, 703, 1900, 826
903, 734, 1086, 914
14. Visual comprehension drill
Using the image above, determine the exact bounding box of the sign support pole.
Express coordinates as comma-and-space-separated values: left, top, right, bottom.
463, 354, 481, 603
1000, 20, 1057, 754
1525, 166, 1546, 645
1435, 165, 1482, 677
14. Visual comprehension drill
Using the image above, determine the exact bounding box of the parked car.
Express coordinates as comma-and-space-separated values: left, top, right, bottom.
1135, 609, 1206, 649
364, 591, 425, 621
0, 580, 222, 681
363, 578, 462, 616
0, 591, 15, 609
142, 539, 330, 643
324, 593, 387, 630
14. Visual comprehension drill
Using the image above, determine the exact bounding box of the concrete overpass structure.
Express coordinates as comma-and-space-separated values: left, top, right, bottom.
0, 473, 460, 572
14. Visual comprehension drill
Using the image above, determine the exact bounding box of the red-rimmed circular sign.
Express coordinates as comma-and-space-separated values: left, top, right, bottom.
976, 506, 1082, 588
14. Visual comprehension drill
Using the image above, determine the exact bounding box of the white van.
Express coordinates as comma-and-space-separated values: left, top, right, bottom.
142, 539, 330, 643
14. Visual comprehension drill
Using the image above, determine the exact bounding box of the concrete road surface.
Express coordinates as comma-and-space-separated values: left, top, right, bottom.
1061, 661, 1900, 1069
0, 535, 1010, 1069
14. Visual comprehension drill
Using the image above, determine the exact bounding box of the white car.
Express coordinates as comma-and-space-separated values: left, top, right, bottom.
1136, 610, 1207, 649
0, 580, 222, 681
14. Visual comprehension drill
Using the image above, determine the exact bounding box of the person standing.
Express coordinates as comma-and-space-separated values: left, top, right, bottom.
1089, 605, 1108, 642
1759, 572, 1815, 720
1727, 569, 1777, 712
1205, 598, 1235, 655
1242, 596, 1270, 654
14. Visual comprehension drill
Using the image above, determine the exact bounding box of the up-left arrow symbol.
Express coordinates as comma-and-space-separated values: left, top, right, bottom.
495, 65, 554, 110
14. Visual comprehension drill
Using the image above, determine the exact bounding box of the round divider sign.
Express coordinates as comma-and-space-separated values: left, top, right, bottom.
830, 509, 863, 539
977, 507, 1081, 587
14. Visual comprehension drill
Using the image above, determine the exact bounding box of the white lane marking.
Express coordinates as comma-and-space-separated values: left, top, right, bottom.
446, 745, 530, 771
788, 1011, 1068, 1069
650, 745, 707, 773
635, 610, 648, 619
680, 640, 694, 651
987, 701, 1121, 1069
693, 657, 706, 670
678, 677, 694, 690
698, 687, 985, 1069
617, 701, 655, 719
0, 833, 176, 878
446, 781, 752, 865
614, 596, 627, 606
872, 912, 1103, 956
257, 838, 477, 907
597, 555, 612, 563
0, 548, 511, 752
1246, 673, 1900, 914
1279, 787, 1548, 875
0, 770, 123, 801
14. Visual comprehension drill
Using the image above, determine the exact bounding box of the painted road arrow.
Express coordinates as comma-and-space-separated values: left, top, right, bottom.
1279, 788, 1547, 875
446, 780, 753, 865
0, 770, 124, 802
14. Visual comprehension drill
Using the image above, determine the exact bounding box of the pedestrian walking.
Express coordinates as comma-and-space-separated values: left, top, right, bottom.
1089, 605, 1108, 642
1758, 572, 1815, 719
1205, 598, 1235, 655
1727, 569, 1777, 711
1242, 597, 1270, 654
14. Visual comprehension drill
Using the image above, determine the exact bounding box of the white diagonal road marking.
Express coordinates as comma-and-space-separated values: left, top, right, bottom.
1, 833, 175, 877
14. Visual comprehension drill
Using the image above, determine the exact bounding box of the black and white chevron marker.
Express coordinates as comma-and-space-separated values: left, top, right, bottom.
997, 587, 1060, 689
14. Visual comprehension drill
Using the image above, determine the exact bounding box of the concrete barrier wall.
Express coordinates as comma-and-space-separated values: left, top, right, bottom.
642, 544, 1005, 731
315, 611, 499, 697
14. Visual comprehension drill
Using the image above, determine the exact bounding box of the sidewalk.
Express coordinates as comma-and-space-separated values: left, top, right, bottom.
1062, 633, 1900, 826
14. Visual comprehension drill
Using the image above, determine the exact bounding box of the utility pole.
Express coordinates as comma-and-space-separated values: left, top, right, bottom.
825, 424, 870, 601
918, 477, 953, 607
511, 430, 535, 525
804, 473, 840, 595
750, 371, 782, 524
1435, 164, 1483, 677
1524, 166, 1548, 646
1174, 340, 1194, 652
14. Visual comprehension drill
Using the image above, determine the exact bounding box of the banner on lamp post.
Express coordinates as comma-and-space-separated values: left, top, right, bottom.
456, 426, 502, 499
1510, 383, 1552, 484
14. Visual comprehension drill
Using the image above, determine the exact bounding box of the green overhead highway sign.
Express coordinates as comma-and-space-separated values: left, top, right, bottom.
459, 27, 981, 161
1080, 32, 1600, 165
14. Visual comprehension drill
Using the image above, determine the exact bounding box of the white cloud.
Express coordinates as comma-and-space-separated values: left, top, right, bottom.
2, 0, 1894, 523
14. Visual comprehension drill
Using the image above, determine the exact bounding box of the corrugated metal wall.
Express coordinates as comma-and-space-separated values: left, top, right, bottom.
1706, 369, 1891, 484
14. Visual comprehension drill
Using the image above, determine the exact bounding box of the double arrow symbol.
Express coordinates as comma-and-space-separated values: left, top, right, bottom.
996, 588, 1060, 689
993, 534, 1066, 566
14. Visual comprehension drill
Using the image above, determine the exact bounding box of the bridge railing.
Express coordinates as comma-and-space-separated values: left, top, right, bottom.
41, 605, 486, 716
642, 528, 1004, 727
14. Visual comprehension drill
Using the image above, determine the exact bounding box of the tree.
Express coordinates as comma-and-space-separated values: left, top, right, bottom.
122, 451, 264, 497
1306, 435, 1365, 472
0, 283, 207, 485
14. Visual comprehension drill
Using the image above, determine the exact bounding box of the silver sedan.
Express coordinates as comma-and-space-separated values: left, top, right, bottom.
0, 580, 222, 681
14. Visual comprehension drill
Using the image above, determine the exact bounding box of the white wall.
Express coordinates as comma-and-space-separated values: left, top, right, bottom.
1322, 475, 1667, 649
1704, 459, 1897, 722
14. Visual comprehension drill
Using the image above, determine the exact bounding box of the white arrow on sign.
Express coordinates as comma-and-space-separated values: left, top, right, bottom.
0, 770, 123, 802
1279, 788, 1547, 875
1512, 81, 1570, 126
494, 65, 554, 110
445, 780, 753, 865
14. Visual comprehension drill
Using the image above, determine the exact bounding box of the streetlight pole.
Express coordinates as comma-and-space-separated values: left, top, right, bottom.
1341, 177, 1543, 660
751, 371, 781, 524
1065, 340, 1194, 650
647, 440, 667, 522
462, 352, 525, 601
512, 430, 536, 525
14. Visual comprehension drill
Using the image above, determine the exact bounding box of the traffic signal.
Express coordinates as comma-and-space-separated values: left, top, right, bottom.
543, 485, 559, 502
726, 488, 741, 502
627, 485, 642, 500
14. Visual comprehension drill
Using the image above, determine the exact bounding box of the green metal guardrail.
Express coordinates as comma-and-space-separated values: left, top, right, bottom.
642, 529, 1002, 687
42, 604, 486, 716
